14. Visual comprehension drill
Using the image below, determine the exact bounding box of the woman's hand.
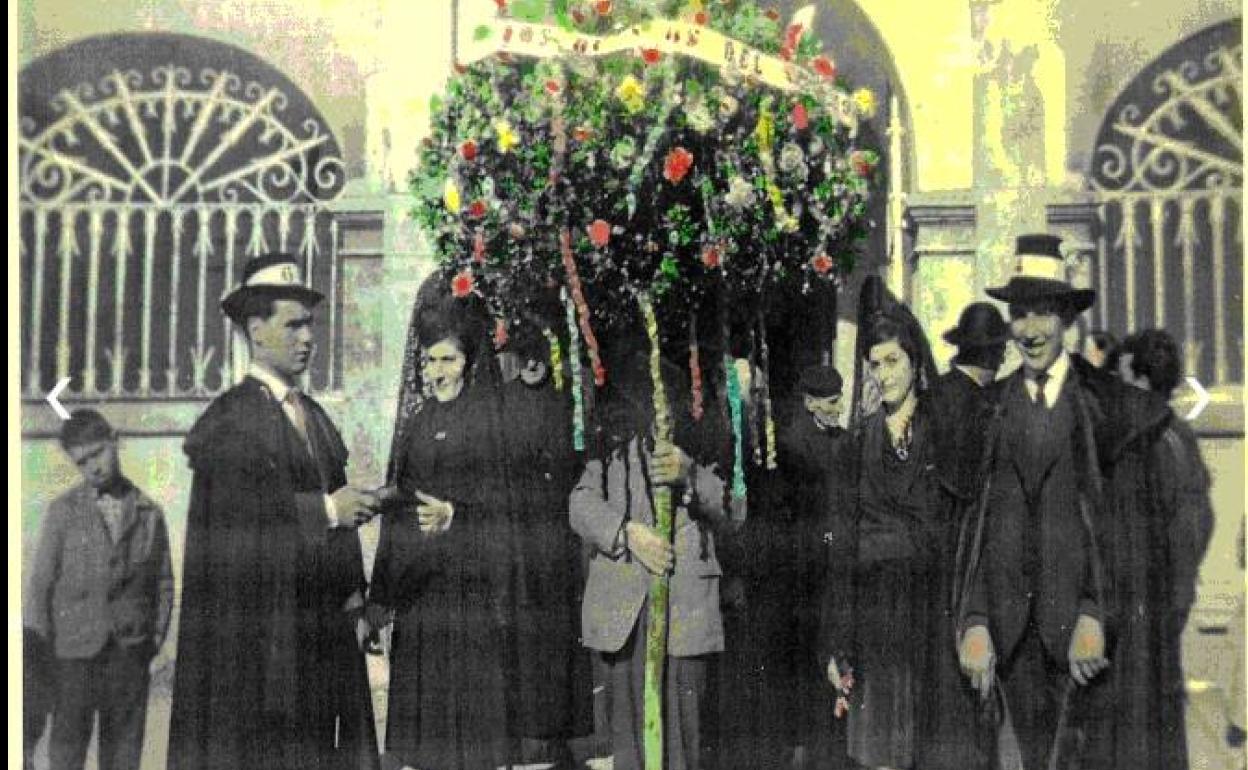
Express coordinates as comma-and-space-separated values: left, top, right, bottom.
959, 625, 996, 699
415, 491, 454, 534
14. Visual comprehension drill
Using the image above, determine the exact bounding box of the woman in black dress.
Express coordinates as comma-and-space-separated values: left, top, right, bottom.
822, 312, 979, 770
369, 317, 513, 770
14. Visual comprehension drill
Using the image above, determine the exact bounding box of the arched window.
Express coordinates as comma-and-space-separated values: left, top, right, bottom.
1089, 19, 1242, 388
19, 33, 348, 400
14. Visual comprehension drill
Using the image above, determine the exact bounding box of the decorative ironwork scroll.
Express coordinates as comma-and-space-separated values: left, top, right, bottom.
1089, 20, 1243, 386
19, 34, 347, 399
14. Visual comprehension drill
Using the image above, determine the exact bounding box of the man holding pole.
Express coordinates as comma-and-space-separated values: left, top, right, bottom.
570, 348, 737, 770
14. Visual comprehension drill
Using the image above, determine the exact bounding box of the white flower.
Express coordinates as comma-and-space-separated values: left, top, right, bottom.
685, 97, 715, 133
779, 143, 805, 174
725, 176, 755, 209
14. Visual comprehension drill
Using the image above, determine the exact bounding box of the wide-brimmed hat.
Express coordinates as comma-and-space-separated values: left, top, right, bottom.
985, 235, 1094, 314
942, 302, 1011, 348
221, 254, 323, 323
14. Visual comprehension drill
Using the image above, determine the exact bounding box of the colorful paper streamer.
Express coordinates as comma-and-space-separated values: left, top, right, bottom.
563, 288, 586, 451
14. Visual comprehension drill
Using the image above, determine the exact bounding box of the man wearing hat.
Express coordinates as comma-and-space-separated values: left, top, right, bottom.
929, 302, 1010, 501
169, 254, 380, 770
956, 235, 1185, 770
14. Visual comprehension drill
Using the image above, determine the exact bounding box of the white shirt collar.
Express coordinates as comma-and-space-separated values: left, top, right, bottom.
248, 362, 295, 403
955, 365, 991, 388
1025, 351, 1070, 406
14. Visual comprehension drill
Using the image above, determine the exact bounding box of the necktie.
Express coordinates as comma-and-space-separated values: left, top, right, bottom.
285, 388, 312, 448
1033, 372, 1051, 409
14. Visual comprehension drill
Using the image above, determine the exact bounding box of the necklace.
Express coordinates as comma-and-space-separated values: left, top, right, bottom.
884, 394, 917, 461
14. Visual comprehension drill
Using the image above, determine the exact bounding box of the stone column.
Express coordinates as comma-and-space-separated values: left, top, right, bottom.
970, 0, 1067, 296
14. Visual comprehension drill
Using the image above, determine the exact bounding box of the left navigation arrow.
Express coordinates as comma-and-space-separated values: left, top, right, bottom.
46, 377, 71, 420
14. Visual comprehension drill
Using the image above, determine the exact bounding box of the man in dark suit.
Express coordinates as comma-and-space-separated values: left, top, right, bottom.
957, 235, 1184, 770
25, 409, 174, 770
169, 254, 380, 770
929, 302, 1009, 501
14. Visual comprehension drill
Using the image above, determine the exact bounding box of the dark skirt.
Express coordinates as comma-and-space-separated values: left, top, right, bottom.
511, 515, 594, 740
385, 573, 510, 770
848, 558, 931, 769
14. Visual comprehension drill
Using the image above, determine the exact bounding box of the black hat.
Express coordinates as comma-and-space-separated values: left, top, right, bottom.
985, 235, 1095, 314
798, 365, 843, 397
942, 302, 1011, 348
221, 254, 323, 324
507, 323, 551, 362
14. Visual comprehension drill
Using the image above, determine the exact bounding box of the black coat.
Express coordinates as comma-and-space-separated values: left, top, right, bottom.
169, 377, 378, 770
928, 368, 1002, 502
499, 379, 593, 740
961, 358, 1188, 770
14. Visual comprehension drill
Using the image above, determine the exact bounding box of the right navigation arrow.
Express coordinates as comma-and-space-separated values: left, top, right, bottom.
1185, 376, 1211, 421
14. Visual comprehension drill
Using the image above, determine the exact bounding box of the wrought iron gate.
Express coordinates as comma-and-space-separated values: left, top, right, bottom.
19, 33, 348, 400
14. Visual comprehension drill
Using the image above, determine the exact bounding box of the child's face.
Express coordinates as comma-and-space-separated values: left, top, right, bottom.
66, 440, 120, 491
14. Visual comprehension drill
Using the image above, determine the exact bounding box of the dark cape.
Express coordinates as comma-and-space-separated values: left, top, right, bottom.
499, 378, 594, 741
1076, 360, 1193, 770
821, 402, 982, 770
169, 378, 378, 770
370, 385, 514, 770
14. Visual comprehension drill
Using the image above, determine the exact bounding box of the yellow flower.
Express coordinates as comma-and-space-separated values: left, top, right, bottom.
495, 120, 520, 153
615, 75, 647, 115
443, 177, 461, 213
754, 108, 776, 154
852, 88, 877, 118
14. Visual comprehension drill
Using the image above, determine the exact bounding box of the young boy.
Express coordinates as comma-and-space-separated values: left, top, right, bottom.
25, 409, 174, 770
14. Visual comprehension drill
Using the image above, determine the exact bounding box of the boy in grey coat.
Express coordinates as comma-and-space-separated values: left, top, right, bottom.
25, 409, 174, 770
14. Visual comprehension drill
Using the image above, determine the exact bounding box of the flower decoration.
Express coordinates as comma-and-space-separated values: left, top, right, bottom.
812, 55, 836, 80
451, 269, 474, 298
792, 102, 809, 130
663, 147, 694, 184
725, 176, 755, 209
615, 75, 646, 114
850, 149, 879, 178
610, 137, 639, 169
853, 88, 877, 118
443, 177, 461, 213
588, 219, 612, 247
494, 120, 520, 153
411, 0, 878, 421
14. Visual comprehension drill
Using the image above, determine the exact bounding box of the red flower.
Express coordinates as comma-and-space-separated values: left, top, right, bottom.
779, 45, 793, 62
459, 139, 478, 161
850, 150, 878, 178
641, 48, 662, 65
701, 245, 721, 269
811, 254, 834, 275
544, 79, 560, 95
694, 10, 708, 24
573, 126, 593, 142
785, 23, 804, 51
493, 319, 509, 350
596, 0, 612, 14
792, 102, 809, 130
494, 0, 507, 8
663, 147, 694, 184
588, 219, 611, 248
765, 8, 780, 21
451, 270, 474, 298
812, 55, 836, 81
468, 200, 487, 219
